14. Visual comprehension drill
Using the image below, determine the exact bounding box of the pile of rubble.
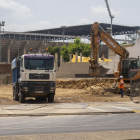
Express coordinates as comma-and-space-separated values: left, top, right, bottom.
56, 78, 116, 89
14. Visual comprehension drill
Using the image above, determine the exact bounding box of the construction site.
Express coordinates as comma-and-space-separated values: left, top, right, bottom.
0, 0, 140, 106
0, 22, 140, 105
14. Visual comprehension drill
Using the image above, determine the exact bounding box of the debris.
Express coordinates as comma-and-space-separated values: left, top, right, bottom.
133, 100, 140, 104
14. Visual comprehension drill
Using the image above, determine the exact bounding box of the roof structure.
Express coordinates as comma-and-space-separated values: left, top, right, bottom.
30, 23, 140, 36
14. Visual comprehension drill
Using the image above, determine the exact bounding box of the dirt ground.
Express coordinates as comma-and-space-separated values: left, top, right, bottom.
0, 78, 130, 105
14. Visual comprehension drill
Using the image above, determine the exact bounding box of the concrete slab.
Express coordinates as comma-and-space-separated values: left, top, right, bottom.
1, 104, 48, 111
55, 103, 89, 109
0, 102, 140, 116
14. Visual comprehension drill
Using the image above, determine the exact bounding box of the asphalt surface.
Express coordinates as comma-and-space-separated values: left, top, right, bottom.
0, 114, 140, 136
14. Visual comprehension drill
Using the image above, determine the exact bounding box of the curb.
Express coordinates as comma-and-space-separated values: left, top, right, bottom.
0, 111, 135, 117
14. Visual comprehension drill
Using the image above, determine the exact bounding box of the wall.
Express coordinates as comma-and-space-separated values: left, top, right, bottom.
126, 39, 140, 57
56, 51, 121, 78
56, 62, 89, 78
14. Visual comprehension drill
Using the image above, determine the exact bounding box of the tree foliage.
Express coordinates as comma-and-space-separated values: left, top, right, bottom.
61, 45, 69, 62
122, 42, 127, 44
48, 46, 60, 59
47, 38, 91, 62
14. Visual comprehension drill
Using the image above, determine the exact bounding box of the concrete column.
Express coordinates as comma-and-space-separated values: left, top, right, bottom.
39, 50, 41, 53
70, 54, 72, 63
55, 53, 58, 60
24, 47, 26, 54
60, 55, 62, 63
8, 47, 10, 64
80, 52, 82, 62
55, 53, 58, 69
37, 42, 43, 53
75, 52, 78, 63
23, 41, 29, 54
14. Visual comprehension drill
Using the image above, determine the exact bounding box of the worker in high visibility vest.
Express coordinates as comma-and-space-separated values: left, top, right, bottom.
119, 76, 124, 97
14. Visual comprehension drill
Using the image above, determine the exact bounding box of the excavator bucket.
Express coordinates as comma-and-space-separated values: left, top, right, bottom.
89, 65, 110, 77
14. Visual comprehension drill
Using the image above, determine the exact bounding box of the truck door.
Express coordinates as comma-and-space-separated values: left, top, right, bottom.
20, 58, 24, 80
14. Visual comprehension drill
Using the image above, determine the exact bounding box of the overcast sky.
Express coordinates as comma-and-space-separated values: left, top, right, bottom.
1, 0, 140, 32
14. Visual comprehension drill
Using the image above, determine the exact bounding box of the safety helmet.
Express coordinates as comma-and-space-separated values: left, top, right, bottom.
120, 76, 123, 78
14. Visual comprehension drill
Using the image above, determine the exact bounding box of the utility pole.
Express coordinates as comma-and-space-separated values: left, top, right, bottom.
105, 0, 114, 36
61, 26, 67, 46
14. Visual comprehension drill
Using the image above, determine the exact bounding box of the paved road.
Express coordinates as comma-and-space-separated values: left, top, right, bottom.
0, 114, 140, 136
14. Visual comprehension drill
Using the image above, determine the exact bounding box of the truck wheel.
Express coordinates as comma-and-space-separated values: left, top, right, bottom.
19, 93, 25, 103
48, 95, 54, 102
36, 97, 41, 101
13, 86, 15, 100
13, 86, 19, 101
42, 97, 47, 101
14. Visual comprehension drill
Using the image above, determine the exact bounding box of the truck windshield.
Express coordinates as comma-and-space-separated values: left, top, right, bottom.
25, 59, 54, 70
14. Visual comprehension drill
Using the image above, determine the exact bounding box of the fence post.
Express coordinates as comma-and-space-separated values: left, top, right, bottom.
60, 55, 62, 63
55, 53, 58, 70
75, 52, 78, 63
8, 47, 10, 64
80, 52, 82, 62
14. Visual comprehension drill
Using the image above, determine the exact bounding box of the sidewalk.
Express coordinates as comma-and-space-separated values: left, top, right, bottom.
0, 101, 139, 116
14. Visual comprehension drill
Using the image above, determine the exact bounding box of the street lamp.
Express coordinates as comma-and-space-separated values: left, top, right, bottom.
61, 26, 67, 46
105, 0, 114, 36
0, 21, 5, 63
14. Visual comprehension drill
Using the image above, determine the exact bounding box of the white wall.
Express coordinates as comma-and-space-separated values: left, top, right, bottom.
126, 39, 140, 58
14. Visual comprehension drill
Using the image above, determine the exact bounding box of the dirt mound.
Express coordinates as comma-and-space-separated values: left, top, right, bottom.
85, 86, 115, 96
56, 78, 116, 89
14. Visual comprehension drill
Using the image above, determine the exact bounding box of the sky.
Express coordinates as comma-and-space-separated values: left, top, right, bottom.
0, 0, 140, 32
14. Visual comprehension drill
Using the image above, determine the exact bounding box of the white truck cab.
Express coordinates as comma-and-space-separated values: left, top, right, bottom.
12, 53, 57, 103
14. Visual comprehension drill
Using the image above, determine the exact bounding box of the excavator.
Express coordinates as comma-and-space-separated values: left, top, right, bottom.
89, 22, 140, 81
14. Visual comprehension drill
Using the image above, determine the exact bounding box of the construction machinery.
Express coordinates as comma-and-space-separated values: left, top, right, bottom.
89, 22, 140, 81
12, 49, 58, 103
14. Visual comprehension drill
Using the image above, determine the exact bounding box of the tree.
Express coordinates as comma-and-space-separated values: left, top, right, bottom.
61, 45, 69, 62
48, 46, 60, 59
122, 42, 127, 44
47, 38, 91, 62
61, 38, 91, 61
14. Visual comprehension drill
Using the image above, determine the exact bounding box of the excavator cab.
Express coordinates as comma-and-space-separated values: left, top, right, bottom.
122, 58, 140, 80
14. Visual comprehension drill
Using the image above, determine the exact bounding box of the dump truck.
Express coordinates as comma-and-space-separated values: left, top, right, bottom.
89, 22, 140, 81
12, 50, 58, 103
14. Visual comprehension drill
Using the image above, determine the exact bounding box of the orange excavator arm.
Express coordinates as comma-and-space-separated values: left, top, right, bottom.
89, 22, 129, 77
